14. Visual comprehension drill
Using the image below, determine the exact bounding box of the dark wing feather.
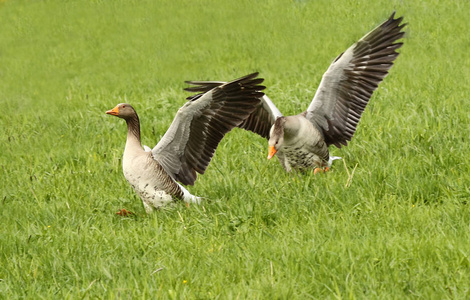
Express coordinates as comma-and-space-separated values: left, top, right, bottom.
185, 81, 282, 139
238, 95, 282, 139
306, 12, 406, 148
152, 72, 266, 185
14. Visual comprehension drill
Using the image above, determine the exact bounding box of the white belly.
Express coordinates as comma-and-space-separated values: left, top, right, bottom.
123, 154, 174, 213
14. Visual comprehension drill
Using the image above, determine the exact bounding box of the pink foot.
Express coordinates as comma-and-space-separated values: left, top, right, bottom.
314, 167, 330, 175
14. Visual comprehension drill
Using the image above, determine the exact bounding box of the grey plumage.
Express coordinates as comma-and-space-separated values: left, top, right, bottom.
185, 13, 406, 172
106, 73, 266, 212
153, 72, 265, 185
305, 12, 406, 148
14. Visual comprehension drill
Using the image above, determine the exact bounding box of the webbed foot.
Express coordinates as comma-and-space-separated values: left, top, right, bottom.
314, 167, 330, 175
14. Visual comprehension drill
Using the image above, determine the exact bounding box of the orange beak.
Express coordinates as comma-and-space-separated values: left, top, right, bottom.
106, 106, 119, 116
267, 146, 277, 159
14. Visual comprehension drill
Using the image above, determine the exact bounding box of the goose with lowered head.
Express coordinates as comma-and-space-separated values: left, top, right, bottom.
106, 73, 265, 213
185, 13, 406, 173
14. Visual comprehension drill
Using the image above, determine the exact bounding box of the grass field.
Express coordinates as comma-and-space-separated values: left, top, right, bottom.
1, 0, 470, 298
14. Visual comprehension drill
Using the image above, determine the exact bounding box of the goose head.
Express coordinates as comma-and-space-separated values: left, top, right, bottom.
267, 117, 286, 159
106, 102, 142, 146
106, 103, 137, 120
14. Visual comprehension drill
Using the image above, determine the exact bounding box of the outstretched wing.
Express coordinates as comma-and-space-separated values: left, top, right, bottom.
238, 95, 282, 139
185, 81, 282, 139
152, 72, 266, 185
306, 12, 406, 148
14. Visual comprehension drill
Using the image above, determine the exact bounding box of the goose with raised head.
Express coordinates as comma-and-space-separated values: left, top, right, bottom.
185, 13, 406, 173
106, 72, 265, 213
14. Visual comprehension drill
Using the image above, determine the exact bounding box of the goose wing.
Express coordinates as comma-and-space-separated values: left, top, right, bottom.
186, 81, 282, 139
305, 12, 406, 148
152, 72, 265, 185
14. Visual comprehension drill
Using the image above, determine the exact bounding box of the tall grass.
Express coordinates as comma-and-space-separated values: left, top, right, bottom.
1, 0, 469, 298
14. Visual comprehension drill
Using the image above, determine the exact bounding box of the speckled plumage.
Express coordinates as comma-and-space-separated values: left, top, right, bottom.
122, 151, 186, 212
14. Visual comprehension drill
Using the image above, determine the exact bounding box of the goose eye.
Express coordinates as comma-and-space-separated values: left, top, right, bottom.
122, 105, 126, 108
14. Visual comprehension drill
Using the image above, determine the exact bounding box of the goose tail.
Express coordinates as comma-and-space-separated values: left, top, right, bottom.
177, 182, 202, 204
327, 156, 342, 167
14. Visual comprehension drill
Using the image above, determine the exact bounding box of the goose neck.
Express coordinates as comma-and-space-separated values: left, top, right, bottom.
125, 116, 142, 150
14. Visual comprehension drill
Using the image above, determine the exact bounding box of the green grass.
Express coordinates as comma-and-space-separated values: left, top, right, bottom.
1, 0, 470, 298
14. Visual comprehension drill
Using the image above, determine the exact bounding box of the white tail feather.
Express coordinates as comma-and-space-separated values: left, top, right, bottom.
328, 156, 342, 167
176, 182, 202, 204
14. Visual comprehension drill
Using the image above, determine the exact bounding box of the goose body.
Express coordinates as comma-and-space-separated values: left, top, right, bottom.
185, 13, 406, 172
270, 114, 329, 172
106, 73, 265, 212
122, 145, 191, 211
